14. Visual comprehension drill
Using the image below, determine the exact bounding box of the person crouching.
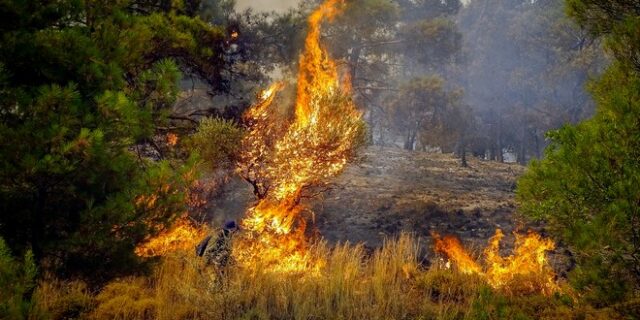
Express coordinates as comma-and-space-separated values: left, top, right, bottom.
196, 220, 239, 268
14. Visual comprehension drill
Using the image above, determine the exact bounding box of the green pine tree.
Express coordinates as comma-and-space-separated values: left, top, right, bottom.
0, 1, 226, 280
517, 0, 640, 306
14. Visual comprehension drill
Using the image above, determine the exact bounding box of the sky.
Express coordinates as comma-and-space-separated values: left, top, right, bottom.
236, 0, 301, 12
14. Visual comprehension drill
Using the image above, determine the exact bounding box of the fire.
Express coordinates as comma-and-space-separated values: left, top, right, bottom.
295, 0, 346, 126
433, 229, 559, 295
432, 233, 482, 274
135, 215, 206, 257
166, 133, 178, 146
235, 0, 363, 272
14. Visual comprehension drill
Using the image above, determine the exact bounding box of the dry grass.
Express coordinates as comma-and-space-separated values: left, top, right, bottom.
31, 234, 623, 320
30, 277, 94, 319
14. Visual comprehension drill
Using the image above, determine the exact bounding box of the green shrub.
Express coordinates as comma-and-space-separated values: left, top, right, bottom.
190, 117, 244, 171
0, 237, 37, 319
0, 0, 225, 281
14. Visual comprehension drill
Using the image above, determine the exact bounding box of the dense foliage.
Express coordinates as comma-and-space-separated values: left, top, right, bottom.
518, 0, 640, 306
0, 0, 226, 280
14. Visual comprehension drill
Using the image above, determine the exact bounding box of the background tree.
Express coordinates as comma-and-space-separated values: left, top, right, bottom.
386, 76, 463, 152
167, 0, 309, 123
323, 0, 464, 151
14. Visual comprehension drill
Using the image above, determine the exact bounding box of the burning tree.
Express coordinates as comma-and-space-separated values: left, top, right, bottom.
235, 0, 366, 272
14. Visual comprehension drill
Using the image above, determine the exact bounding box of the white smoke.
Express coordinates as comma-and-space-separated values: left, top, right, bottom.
236, 0, 300, 12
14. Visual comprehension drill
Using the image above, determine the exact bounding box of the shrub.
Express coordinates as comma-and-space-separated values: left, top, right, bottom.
0, 237, 37, 319
190, 117, 245, 171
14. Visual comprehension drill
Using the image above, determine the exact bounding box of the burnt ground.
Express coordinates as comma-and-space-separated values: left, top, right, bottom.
309, 147, 523, 248
209, 146, 572, 271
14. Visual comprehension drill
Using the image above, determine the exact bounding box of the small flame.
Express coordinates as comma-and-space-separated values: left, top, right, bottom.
260, 82, 283, 102
433, 229, 559, 295
166, 133, 178, 146
135, 215, 206, 257
432, 232, 483, 274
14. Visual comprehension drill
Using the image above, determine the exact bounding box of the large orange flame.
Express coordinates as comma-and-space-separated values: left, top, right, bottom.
235, 0, 363, 273
433, 229, 559, 295
295, 0, 345, 125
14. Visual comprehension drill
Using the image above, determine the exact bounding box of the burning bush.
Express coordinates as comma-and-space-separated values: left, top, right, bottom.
234, 0, 366, 272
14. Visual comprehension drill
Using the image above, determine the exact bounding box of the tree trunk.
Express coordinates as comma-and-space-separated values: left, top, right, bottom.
518, 143, 526, 165
534, 131, 541, 159
497, 120, 504, 163
348, 46, 362, 81
518, 125, 527, 165
459, 139, 468, 167
404, 130, 416, 151
32, 187, 46, 262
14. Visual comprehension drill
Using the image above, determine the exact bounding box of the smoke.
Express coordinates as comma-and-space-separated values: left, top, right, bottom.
223, 0, 606, 163
453, 0, 606, 162
236, 0, 301, 12
318, 0, 606, 162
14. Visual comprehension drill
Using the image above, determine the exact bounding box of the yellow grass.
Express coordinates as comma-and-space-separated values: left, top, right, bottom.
30, 234, 620, 320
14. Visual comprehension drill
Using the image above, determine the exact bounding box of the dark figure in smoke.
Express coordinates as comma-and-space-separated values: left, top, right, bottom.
196, 220, 239, 268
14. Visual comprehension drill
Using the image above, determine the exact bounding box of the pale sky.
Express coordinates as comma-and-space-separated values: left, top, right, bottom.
236, 0, 301, 12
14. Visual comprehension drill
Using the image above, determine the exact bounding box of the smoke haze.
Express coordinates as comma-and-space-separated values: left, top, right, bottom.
236, 0, 301, 12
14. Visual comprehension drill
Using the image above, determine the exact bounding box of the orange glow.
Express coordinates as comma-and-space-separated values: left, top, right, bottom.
235, 0, 363, 273
433, 229, 559, 295
295, 0, 346, 126
135, 215, 207, 257
166, 133, 178, 146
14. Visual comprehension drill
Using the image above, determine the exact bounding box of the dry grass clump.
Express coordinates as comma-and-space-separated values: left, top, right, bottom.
30, 277, 94, 319
31, 234, 625, 320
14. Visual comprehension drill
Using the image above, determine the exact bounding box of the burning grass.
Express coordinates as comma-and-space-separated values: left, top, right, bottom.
433, 229, 560, 296
33, 234, 618, 320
